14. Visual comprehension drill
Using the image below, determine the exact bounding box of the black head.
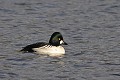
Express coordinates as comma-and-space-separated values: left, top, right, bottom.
49, 32, 68, 46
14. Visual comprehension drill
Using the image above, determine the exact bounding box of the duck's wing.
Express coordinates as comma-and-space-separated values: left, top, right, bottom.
20, 42, 48, 52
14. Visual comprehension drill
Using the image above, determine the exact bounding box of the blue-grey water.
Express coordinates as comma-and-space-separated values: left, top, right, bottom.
0, 0, 120, 80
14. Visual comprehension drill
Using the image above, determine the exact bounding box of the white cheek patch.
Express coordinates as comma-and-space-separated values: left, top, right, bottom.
60, 40, 64, 44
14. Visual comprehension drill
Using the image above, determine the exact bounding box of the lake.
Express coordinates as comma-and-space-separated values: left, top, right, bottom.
0, 0, 120, 80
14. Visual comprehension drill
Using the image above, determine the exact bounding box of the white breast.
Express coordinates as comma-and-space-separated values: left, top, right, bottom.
33, 45, 65, 57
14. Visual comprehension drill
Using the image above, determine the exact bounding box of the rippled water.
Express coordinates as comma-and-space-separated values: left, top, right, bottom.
0, 0, 120, 80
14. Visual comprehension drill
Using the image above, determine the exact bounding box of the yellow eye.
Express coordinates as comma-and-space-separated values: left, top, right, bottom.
59, 38, 61, 40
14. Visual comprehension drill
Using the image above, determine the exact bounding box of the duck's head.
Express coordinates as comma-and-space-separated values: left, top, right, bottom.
49, 32, 68, 46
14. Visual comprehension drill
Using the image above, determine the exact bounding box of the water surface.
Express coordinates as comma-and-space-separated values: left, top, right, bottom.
0, 0, 120, 80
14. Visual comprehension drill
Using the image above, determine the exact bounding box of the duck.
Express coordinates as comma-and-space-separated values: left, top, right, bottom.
21, 32, 67, 57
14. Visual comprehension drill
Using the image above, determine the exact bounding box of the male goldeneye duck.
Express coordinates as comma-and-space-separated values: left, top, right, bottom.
21, 32, 68, 57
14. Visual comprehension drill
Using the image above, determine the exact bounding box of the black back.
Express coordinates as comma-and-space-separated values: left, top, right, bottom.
21, 42, 48, 52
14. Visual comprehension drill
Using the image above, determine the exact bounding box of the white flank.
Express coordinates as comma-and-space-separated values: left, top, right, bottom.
33, 45, 65, 57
